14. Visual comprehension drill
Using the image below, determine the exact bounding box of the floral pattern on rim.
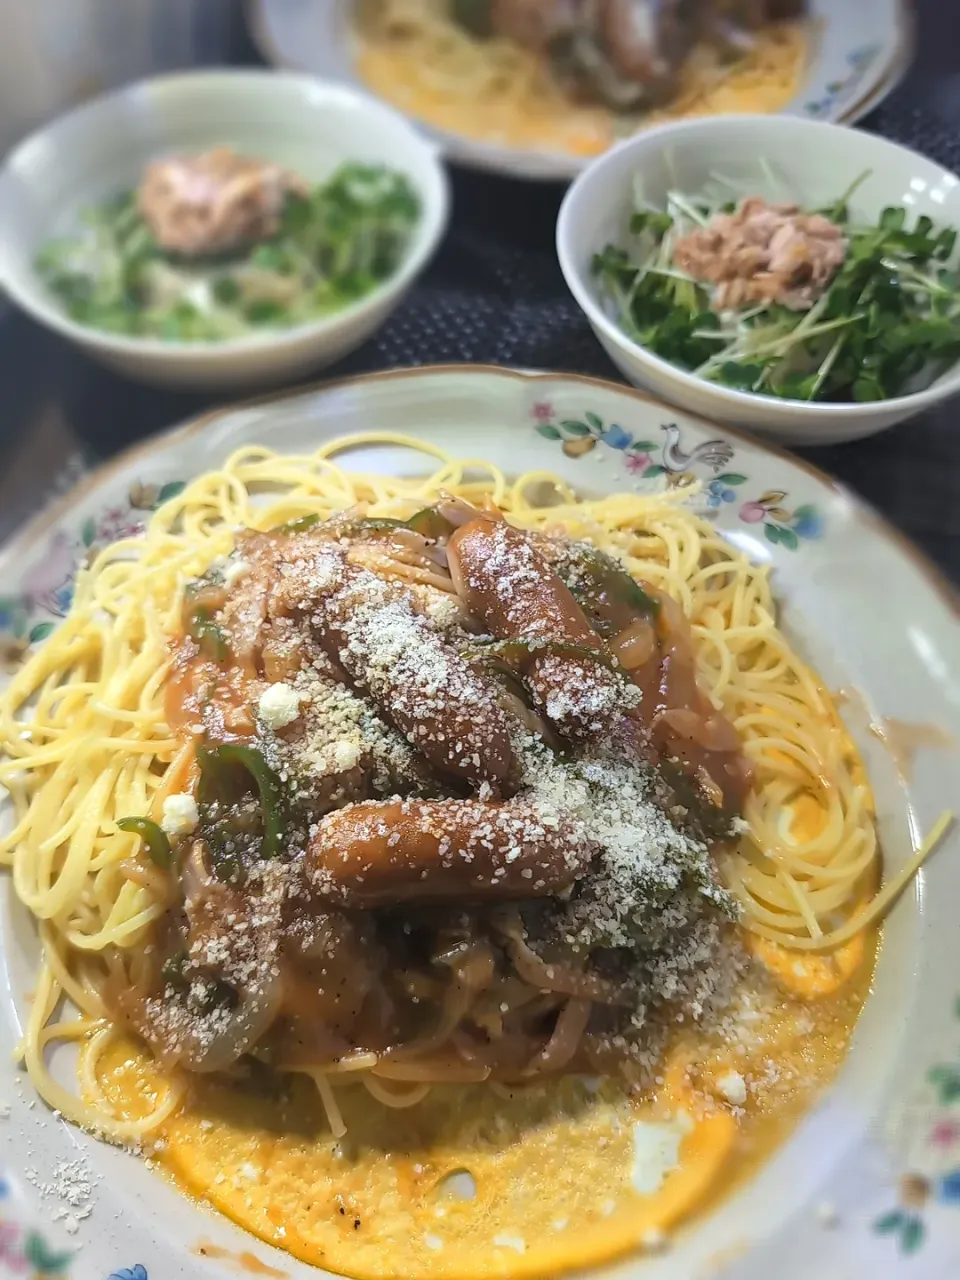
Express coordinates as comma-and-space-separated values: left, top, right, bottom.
108, 1267, 148, 1280
527, 404, 823, 550
0, 1175, 73, 1277
0, 480, 185, 662
804, 44, 882, 119
873, 997, 960, 1255
739, 491, 824, 550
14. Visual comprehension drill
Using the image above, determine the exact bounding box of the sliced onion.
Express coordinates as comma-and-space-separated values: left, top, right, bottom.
655, 590, 690, 644
610, 619, 657, 670
656, 707, 702, 740
657, 707, 741, 753
696, 766, 725, 810
700, 714, 742, 753
181, 840, 213, 906
178, 964, 284, 1074
435, 493, 486, 527
494, 911, 629, 1005
526, 998, 591, 1074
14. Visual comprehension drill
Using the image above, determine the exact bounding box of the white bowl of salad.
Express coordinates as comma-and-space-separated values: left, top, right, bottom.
0, 70, 449, 390
557, 115, 960, 446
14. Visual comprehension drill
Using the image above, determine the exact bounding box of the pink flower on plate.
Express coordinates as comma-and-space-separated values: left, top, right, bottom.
624, 452, 652, 475
0, 1222, 25, 1271
740, 501, 768, 524
930, 1120, 960, 1149
531, 401, 555, 422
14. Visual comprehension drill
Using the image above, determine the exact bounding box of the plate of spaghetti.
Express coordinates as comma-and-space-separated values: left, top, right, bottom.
1, 365, 959, 1280
249, 1, 912, 179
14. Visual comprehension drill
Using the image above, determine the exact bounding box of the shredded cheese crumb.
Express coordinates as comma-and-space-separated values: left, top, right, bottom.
258, 681, 302, 730
631, 1117, 687, 1195
716, 1070, 747, 1106
333, 739, 361, 772
160, 793, 199, 840
641, 1226, 668, 1253
493, 1233, 527, 1253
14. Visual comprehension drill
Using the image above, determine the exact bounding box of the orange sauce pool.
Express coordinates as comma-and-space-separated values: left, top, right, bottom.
94, 929, 876, 1280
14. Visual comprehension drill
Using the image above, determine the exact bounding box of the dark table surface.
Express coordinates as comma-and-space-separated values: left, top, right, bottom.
2, 1, 960, 581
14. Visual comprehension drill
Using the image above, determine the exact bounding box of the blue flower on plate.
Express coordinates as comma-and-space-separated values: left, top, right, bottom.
600, 423, 632, 450
49, 581, 75, 617
706, 479, 737, 508
939, 1168, 960, 1204
792, 504, 824, 540
0, 1174, 9, 1199
108, 1266, 148, 1280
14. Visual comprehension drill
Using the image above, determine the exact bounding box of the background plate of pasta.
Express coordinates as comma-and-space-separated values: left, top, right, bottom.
249, 0, 913, 180
1, 364, 960, 1280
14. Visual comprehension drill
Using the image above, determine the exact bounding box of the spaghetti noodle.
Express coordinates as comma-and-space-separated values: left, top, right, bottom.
0, 434, 939, 1159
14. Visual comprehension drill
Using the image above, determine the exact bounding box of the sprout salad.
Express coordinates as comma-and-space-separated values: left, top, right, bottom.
593, 169, 960, 403
35, 158, 422, 343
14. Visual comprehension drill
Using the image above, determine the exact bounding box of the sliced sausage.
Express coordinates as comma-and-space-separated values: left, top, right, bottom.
597, 0, 694, 90
279, 538, 518, 793
448, 518, 627, 739
306, 798, 592, 910
489, 0, 578, 48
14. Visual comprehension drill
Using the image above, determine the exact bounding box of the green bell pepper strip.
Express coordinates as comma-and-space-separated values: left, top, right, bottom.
196, 743, 286, 860
117, 816, 172, 868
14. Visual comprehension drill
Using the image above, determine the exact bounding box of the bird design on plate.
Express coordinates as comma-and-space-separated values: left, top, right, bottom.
659, 423, 735, 475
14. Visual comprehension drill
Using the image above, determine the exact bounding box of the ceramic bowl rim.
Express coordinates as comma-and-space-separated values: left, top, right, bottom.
557, 113, 960, 421
0, 67, 451, 362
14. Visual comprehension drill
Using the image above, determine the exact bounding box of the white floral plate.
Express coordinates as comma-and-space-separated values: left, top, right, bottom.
247, 0, 913, 181
2, 365, 960, 1280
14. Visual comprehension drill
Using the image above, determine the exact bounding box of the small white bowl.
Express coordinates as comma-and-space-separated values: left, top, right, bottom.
0, 70, 449, 391
557, 115, 960, 446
